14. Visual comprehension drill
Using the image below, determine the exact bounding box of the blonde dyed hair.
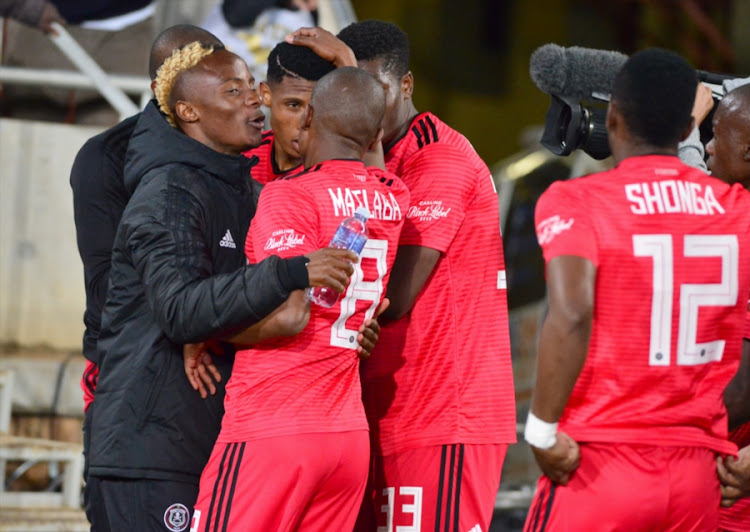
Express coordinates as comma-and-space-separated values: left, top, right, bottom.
154, 41, 216, 127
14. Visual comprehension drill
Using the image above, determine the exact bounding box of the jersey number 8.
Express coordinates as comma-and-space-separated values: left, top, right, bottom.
330, 239, 389, 349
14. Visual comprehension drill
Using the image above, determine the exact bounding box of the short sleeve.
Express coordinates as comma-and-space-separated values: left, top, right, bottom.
397, 144, 471, 253
535, 181, 599, 266
246, 180, 318, 263
744, 306, 750, 340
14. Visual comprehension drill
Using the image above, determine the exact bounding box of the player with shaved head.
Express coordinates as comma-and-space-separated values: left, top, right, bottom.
191, 66, 410, 532
86, 44, 359, 531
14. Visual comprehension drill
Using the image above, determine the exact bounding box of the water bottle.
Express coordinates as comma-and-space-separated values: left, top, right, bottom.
307, 206, 370, 308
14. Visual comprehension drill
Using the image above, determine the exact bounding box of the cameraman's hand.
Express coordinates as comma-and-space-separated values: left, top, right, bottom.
304, 248, 357, 293
692, 82, 715, 126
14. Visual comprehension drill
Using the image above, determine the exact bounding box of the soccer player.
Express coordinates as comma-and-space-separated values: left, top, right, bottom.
523, 48, 750, 531
305, 20, 516, 532
244, 40, 355, 184
87, 43, 357, 531
191, 66, 410, 532
702, 84, 750, 532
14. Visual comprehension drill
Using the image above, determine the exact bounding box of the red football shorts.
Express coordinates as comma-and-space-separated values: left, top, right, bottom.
191, 430, 369, 532
721, 496, 750, 532
355, 443, 507, 532
523, 443, 720, 532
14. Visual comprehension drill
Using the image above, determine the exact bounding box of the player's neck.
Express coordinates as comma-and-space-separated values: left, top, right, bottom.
303, 138, 364, 168
384, 103, 420, 152
612, 142, 678, 165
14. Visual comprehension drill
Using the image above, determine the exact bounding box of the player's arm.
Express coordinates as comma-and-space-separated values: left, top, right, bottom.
285, 26, 357, 68
70, 139, 124, 330
725, 337, 750, 431
380, 146, 469, 323
381, 245, 440, 322
526, 255, 593, 484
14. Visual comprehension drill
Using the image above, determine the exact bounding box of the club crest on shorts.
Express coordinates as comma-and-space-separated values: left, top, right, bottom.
164, 503, 189, 532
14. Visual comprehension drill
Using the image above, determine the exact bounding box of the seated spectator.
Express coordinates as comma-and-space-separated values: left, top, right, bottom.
1, 1, 156, 125
200, 0, 316, 85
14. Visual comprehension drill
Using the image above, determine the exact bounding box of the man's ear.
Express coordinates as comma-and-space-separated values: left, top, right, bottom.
367, 127, 384, 152
401, 71, 414, 99
300, 103, 314, 131
606, 101, 618, 133
175, 101, 199, 124
259, 81, 272, 108
150, 80, 157, 93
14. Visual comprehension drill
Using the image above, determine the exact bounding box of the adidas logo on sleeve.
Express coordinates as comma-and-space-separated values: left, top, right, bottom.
219, 229, 236, 249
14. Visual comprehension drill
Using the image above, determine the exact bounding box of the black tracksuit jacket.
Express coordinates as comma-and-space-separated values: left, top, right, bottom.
89, 101, 308, 482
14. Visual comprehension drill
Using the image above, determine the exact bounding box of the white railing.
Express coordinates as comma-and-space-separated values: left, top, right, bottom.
0, 21, 147, 121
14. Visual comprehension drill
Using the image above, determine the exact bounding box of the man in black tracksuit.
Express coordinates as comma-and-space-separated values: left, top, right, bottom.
69, 25, 225, 526
86, 44, 357, 530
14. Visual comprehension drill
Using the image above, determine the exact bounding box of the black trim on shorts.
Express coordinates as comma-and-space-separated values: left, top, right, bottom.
221, 443, 246, 532
528, 481, 557, 532
434, 445, 448, 532
433, 444, 465, 532
204, 443, 243, 532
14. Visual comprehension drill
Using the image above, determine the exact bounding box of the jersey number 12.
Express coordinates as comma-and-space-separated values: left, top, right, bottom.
633, 234, 738, 366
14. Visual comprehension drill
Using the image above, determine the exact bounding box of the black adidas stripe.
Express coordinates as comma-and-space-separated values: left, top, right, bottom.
434, 445, 448, 532
203, 444, 232, 532
538, 483, 556, 532
453, 445, 464, 532
425, 115, 439, 142
419, 120, 432, 146
444, 445, 457, 532
220, 443, 246, 532
412, 125, 424, 149
209, 443, 241, 532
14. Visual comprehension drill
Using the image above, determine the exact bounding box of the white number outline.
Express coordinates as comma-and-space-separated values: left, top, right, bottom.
330, 239, 388, 348
633, 234, 738, 366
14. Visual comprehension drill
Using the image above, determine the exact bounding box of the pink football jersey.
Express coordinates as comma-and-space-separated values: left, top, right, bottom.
217, 159, 409, 443
535, 155, 750, 454
363, 112, 517, 455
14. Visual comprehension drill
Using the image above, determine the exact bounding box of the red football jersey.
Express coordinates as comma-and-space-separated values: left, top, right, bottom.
216, 160, 409, 443
535, 155, 750, 454
362, 112, 517, 455
242, 131, 302, 185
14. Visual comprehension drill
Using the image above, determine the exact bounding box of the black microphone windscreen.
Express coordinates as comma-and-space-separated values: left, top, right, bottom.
529, 44, 628, 100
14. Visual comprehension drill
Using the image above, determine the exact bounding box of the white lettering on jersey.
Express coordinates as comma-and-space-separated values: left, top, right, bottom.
264, 228, 306, 252
407, 200, 451, 221
625, 181, 726, 215
536, 215, 574, 245
328, 187, 403, 220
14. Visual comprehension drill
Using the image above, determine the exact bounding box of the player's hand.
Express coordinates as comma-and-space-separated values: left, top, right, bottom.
183, 341, 223, 399
285, 27, 357, 68
356, 298, 390, 359
530, 431, 581, 485
692, 82, 715, 126
304, 248, 357, 293
718, 445, 750, 507
38, 2, 66, 35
